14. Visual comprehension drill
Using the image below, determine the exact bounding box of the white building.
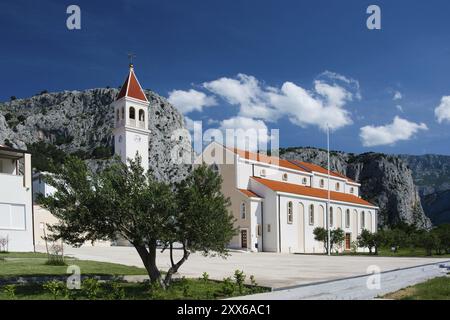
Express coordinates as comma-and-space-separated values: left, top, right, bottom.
199, 142, 378, 253
0, 145, 34, 252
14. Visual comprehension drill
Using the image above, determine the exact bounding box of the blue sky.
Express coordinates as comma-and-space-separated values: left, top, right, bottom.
1, 0, 450, 155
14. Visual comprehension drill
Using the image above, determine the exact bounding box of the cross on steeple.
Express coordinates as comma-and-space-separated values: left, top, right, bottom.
127, 52, 136, 68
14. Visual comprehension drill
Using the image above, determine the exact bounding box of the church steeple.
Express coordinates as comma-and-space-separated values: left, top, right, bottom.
112, 64, 151, 171
116, 64, 148, 102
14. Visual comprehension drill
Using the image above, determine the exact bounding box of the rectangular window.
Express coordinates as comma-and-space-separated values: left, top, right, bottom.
267, 224, 271, 232
257, 224, 261, 236
0, 203, 26, 230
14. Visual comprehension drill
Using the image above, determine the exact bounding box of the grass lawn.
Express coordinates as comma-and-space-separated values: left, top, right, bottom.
341, 247, 450, 258
0, 252, 270, 300
382, 276, 450, 300
0, 251, 147, 277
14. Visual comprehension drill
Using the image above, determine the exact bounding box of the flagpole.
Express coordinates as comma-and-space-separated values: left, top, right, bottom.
327, 124, 331, 256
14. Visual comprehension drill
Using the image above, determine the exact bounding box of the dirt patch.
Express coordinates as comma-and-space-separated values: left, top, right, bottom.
382, 286, 418, 300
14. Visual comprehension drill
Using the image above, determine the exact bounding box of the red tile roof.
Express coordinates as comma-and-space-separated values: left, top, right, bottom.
289, 160, 356, 183
252, 177, 376, 207
238, 189, 261, 198
230, 148, 309, 173
116, 66, 148, 102
229, 147, 357, 184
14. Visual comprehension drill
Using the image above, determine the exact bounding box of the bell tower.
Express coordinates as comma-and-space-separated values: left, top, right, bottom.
112, 64, 150, 171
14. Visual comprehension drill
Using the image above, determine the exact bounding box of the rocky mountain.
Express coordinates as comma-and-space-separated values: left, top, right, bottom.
399, 154, 450, 225
0, 88, 192, 182
280, 147, 432, 229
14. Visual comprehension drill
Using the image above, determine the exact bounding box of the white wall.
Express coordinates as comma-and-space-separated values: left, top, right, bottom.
0, 173, 34, 252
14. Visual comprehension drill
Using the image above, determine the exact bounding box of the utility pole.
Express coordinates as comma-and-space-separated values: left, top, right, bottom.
327, 124, 331, 256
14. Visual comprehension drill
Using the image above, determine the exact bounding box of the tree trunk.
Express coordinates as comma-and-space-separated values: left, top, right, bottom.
164, 242, 190, 286
134, 241, 164, 287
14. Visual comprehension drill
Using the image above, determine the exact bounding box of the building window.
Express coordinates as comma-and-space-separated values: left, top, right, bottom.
260, 169, 266, 177
116, 109, 119, 121
309, 204, 314, 225
139, 109, 145, 121
240, 202, 246, 219
129, 107, 135, 119
345, 209, 350, 228
287, 201, 293, 224
361, 211, 365, 229
121, 107, 125, 119
336, 183, 340, 191
257, 224, 261, 236
329, 207, 333, 226
302, 177, 307, 185
267, 224, 271, 232
320, 179, 325, 188
282, 173, 288, 181
350, 187, 354, 194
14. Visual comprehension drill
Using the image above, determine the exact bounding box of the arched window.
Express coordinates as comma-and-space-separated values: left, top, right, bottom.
350, 187, 354, 194
282, 173, 288, 181
361, 211, 365, 229
367, 211, 372, 231
139, 109, 145, 121
116, 109, 119, 121
336, 183, 340, 191
320, 179, 325, 188
309, 204, 314, 225
287, 201, 293, 224
121, 107, 125, 119
240, 202, 246, 219
260, 169, 266, 177
345, 209, 350, 228
129, 107, 136, 119
329, 207, 334, 226
302, 177, 307, 185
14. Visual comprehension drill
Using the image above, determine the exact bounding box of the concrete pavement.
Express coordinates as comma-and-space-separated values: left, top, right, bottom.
45, 245, 450, 290
230, 262, 450, 300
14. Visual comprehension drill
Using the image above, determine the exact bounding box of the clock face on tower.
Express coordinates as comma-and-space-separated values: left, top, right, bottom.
134, 135, 141, 143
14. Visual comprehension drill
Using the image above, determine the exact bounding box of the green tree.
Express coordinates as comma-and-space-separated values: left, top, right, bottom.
313, 227, 345, 254
357, 229, 374, 254
161, 164, 236, 285
41, 155, 234, 288
419, 231, 440, 256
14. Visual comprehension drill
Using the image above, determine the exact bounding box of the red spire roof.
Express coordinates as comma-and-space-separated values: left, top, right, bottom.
116, 65, 148, 102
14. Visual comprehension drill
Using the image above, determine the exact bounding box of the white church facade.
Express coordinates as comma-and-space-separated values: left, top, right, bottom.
199, 143, 379, 254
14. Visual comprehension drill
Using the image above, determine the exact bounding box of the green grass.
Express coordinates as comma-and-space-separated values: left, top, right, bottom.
0, 278, 268, 300
0, 252, 147, 277
341, 247, 450, 258
382, 276, 450, 300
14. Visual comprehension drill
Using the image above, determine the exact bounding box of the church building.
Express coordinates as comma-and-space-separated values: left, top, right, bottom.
199, 142, 379, 253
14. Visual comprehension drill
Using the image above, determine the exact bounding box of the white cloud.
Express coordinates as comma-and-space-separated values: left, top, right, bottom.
168, 89, 217, 114
267, 81, 353, 131
318, 71, 361, 100
203, 72, 355, 131
396, 105, 403, 112
219, 116, 271, 149
203, 74, 277, 120
435, 96, 450, 123
360, 116, 428, 147
393, 91, 403, 101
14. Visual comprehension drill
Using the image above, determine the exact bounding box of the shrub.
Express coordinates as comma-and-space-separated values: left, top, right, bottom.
234, 270, 246, 294
82, 278, 101, 300
201, 272, 209, 283
43, 280, 66, 300
45, 243, 66, 266
221, 277, 235, 296
3, 284, 16, 299
10, 96, 17, 101
106, 281, 125, 300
